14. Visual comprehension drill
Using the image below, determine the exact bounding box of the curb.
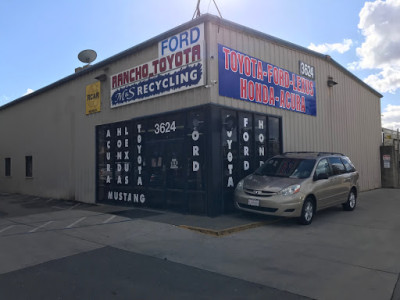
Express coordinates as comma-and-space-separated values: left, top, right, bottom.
179, 219, 281, 236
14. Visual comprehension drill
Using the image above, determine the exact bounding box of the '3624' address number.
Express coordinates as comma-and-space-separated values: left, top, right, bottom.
154, 121, 177, 134
299, 61, 315, 80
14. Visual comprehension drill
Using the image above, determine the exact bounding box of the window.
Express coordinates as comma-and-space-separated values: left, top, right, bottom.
315, 159, 332, 178
341, 157, 356, 172
25, 156, 33, 177
239, 112, 253, 179
5, 158, 11, 176
254, 115, 267, 166
328, 157, 346, 175
255, 158, 316, 179
268, 117, 281, 158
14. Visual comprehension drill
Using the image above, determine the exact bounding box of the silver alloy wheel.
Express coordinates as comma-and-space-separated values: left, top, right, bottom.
349, 191, 356, 208
304, 201, 313, 221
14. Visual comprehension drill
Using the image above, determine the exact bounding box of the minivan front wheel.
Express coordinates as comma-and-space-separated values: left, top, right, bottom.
343, 189, 357, 211
298, 197, 314, 225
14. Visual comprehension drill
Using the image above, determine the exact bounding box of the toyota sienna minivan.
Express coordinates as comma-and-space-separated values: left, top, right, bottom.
234, 152, 359, 225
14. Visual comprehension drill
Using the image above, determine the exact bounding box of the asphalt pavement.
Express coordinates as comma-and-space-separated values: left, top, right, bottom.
0, 189, 399, 300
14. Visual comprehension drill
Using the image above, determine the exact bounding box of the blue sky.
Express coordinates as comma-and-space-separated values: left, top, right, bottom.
1, 0, 399, 129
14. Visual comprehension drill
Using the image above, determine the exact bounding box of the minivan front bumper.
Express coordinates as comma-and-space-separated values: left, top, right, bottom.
234, 188, 305, 217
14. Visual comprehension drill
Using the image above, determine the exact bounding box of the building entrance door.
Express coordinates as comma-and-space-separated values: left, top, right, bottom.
146, 137, 187, 212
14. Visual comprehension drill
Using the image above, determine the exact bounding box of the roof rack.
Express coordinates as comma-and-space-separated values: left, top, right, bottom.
317, 152, 344, 156
283, 152, 344, 156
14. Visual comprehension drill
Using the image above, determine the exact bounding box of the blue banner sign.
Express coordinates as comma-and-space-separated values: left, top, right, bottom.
218, 44, 316, 116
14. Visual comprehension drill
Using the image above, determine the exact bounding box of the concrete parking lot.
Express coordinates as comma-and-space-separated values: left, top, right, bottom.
0, 189, 399, 300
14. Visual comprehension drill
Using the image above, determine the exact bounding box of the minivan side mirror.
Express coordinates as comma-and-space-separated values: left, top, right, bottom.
314, 172, 329, 181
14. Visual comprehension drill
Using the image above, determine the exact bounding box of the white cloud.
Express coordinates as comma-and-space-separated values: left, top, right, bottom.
23, 88, 34, 96
0, 95, 10, 106
364, 66, 400, 93
347, 61, 359, 71
308, 39, 353, 54
382, 104, 400, 130
1, 95, 9, 101
352, 0, 400, 93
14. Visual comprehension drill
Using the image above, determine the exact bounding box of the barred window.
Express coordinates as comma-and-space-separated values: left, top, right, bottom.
5, 158, 11, 176
26, 156, 33, 177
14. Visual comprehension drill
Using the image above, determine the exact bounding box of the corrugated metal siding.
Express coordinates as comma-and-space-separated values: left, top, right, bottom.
0, 84, 75, 199
208, 22, 381, 191
0, 17, 381, 203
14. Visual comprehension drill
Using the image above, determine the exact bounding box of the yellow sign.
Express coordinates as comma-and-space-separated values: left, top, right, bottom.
86, 82, 101, 115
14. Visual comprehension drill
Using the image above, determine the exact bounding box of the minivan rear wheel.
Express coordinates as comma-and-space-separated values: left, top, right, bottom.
343, 189, 357, 211
298, 197, 314, 225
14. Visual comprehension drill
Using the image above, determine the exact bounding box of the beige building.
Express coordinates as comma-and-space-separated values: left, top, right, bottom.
0, 14, 382, 215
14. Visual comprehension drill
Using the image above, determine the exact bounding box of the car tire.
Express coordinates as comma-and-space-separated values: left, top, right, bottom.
343, 189, 357, 211
298, 197, 314, 225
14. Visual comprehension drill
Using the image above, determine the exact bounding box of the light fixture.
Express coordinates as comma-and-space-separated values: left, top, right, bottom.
327, 76, 337, 87
95, 74, 107, 82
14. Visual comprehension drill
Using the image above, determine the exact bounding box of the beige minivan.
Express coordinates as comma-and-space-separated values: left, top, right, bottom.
234, 152, 359, 225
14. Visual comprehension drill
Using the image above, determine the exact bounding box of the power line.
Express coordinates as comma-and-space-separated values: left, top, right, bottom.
192, 0, 201, 19
192, 0, 222, 19
212, 0, 223, 18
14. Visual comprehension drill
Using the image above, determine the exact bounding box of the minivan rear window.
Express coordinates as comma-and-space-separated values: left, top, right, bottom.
341, 157, 356, 172
255, 158, 316, 178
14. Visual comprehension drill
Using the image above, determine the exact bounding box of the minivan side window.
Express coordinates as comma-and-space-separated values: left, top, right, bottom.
341, 157, 356, 172
328, 157, 346, 175
315, 159, 332, 178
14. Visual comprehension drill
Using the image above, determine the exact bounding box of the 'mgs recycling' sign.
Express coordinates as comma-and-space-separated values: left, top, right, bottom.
110, 24, 205, 108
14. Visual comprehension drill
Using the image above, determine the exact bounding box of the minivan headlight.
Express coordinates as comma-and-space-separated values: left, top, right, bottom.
279, 184, 301, 196
236, 180, 244, 191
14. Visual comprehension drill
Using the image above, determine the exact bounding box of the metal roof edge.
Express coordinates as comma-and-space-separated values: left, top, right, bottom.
204, 14, 382, 98
0, 13, 382, 112
0, 16, 208, 111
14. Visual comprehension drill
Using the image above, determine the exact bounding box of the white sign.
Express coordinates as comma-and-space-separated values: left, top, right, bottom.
383, 155, 391, 169
170, 158, 178, 169
110, 24, 205, 108
159, 23, 204, 57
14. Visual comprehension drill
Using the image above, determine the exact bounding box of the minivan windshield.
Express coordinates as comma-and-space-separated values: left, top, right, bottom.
254, 157, 316, 179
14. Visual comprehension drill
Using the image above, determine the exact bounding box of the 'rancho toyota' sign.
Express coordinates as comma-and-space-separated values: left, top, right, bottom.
110, 24, 205, 108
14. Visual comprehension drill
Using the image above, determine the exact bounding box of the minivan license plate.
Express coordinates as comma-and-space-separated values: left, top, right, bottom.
248, 199, 259, 206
